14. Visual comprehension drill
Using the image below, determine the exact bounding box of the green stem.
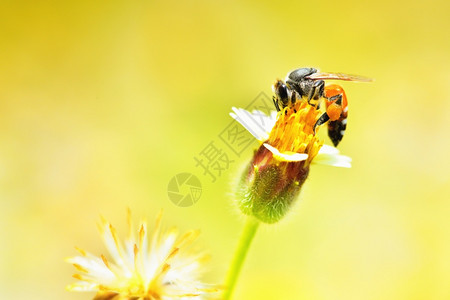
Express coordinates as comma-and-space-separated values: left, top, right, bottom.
223, 217, 260, 300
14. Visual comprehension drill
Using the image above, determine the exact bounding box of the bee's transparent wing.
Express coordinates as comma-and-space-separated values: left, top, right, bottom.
307, 72, 373, 82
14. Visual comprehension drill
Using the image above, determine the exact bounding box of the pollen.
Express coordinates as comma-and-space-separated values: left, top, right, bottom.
326, 102, 342, 121
268, 101, 323, 164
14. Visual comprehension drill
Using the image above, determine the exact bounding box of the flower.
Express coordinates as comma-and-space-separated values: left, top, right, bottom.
66, 210, 218, 299
230, 101, 351, 223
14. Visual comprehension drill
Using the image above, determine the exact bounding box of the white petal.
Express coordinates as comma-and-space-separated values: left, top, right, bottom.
66, 282, 98, 291
66, 255, 117, 284
264, 143, 308, 162
313, 152, 352, 168
318, 144, 340, 155
230, 107, 277, 141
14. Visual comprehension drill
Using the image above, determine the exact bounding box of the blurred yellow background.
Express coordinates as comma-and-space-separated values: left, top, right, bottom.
1, 0, 449, 299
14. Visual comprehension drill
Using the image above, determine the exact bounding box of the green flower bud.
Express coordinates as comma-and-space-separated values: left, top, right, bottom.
236, 144, 310, 223
234, 101, 323, 223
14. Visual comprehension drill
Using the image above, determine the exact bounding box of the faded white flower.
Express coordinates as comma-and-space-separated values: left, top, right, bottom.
66, 210, 218, 299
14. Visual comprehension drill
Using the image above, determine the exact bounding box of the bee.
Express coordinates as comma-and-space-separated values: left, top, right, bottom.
272, 67, 371, 147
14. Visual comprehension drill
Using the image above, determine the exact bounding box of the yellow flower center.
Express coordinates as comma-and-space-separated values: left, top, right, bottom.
268, 100, 323, 163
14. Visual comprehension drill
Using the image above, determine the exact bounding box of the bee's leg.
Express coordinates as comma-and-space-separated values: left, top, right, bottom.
316, 80, 325, 99
272, 96, 281, 112
313, 94, 343, 136
328, 94, 342, 106
307, 80, 325, 106
313, 112, 330, 134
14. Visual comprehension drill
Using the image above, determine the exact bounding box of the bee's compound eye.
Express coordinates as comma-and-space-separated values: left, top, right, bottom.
277, 83, 288, 101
